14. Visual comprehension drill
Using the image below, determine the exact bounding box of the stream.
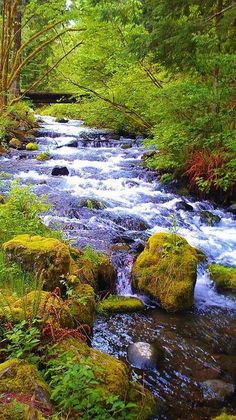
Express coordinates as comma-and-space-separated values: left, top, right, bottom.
1, 116, 236, 419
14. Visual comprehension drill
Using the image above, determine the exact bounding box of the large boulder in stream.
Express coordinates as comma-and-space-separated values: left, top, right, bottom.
208, 264, 236, 291
132, 232, 203, 312
51, 337, 156, 420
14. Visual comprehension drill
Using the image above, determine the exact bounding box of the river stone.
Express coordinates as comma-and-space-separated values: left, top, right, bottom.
128, 342, 163, 369
175, 200, 194, 212
199, 210, 221, 226
227, 203, 236, 214
201, 379, 235, 401
56, 118, 69, 123
52, 166, 69, 176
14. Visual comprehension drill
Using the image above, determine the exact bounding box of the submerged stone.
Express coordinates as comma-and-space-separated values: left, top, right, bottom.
175, 200, 194, 212
132, 232, 202, 312
201, 379, 235, 402
128, 342, 163, 369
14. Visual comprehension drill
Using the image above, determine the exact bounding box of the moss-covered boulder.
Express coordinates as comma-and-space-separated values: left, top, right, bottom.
97, 295, 145, 315
208, 264, 236, 291
26, 142, 38, 151
213, 414, 236, 420
0, 401, 46, 420
2, 235, 75, 291
67, 283, 96, 326
132, 232, 201, 312
0, 359, 51, 407
52, 337, 156, 419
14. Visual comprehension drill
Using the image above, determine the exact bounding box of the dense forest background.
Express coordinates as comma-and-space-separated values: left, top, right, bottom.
0, 0, 236, 201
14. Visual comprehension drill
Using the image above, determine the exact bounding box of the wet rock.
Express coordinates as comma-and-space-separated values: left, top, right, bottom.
121, 143, 132, 149
128, 341, 163, 369
201, 379, 235, 402
67, 139, 78, 147
97, 295, 145, 314
56, 118, 69, 123
132, 232, 201, 312
51, 165, 69, 176
9, 138, 23, 149
175, 200, 194, 212
109, 214, 149, 231
208, 264, 236, 291
227, 203, 236, 214
132, 240, 145, 253
199, 210, 221, 226
78, 198, 106, 210
111, 243, 130, 252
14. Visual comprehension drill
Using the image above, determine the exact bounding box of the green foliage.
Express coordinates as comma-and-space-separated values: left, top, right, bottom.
82, 245, 103, 267
2, 320, 40, 365
0, 251, 37, 297
46, 351, 137, 419
0, 180, 61, 244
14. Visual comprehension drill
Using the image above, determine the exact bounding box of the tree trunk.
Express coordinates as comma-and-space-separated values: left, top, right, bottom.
11, 0, 22, 97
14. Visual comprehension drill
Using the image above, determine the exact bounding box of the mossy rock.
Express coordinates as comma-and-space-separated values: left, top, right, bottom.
52, 337, 156, 419
71, 247, 116, 292
132, 232, 201, 312
208, 264, 236, 291
78, 198, 106, 210
67, 283, 96, 326
3, 235, 75, 291
0, 194, 6, 204
0, 400, 46, 420
15, 290, 74, 328
26, 142, 38, 151
0, 359, 51, 408
9, 138, 22, 149
36, 152, 50, 161
213, 414, 236, 420
97, 295, 145, 315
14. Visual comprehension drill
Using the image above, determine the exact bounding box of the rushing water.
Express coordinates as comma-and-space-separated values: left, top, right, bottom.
1, 116, 236, 419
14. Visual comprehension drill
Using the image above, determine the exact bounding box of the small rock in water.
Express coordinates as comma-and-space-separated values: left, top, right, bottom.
175, 200, 194, 212
51, 166, 69, 176
201, 379, 235, 401
128, 342, 163, 369
199, 210, 221, 226
56, 118, 69, 123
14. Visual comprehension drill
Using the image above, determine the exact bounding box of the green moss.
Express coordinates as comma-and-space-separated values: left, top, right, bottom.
26, 142, 38, 151
67, 283, 96, 326
36, 152, 50, 161
208, 264, 236, 291
3, 234, 74, 291
97, 295, 145, 315
0, 359, 50, 405
132, 232, 201, 312
0, 400, 46, 420
213, 414, 236, 420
